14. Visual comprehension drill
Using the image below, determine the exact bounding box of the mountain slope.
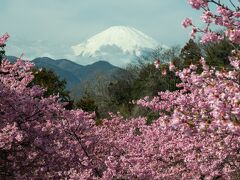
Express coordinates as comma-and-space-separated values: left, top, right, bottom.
72, 26, 158, 56
32, 57, 81, 88
71, 26, 164, 66
32, 57, 122, 90
6, 56, 122, 91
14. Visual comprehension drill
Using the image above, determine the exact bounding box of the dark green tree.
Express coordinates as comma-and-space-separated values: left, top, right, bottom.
107, 80, 133, 117
31, 68, 72, 104
131, 63, 180, 98
75, 95, 99, 117
0, 43, 6, 63
180, 39, 202, 67
201, 38, 234, 69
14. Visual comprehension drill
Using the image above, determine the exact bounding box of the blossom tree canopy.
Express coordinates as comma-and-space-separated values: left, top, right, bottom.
0, 0, 240, 179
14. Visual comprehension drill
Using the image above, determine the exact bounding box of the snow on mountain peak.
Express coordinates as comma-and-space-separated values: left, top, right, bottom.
72, 26, 159, 57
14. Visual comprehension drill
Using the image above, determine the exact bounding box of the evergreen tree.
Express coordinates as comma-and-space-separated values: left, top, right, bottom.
201, 38, 234, 69
31, 68, 72, 104
75, 95, 99, 117
180, 39, 201, 67
0, 42, 6, 63
0, 33, 9, 63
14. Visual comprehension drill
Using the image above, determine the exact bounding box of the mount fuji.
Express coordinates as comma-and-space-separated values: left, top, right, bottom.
72, 26, 166, 67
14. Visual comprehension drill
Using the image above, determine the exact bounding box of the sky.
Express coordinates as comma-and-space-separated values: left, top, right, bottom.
0, 0, 203, 60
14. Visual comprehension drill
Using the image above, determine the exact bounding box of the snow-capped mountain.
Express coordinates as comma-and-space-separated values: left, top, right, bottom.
72, 26, 165, 67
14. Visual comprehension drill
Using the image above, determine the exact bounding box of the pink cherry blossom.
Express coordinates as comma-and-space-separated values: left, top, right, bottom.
169, 61, 176, 71
182, 18, 192, 28
0, 33, 9, 45
190, 27, 198, 38
1, 0, 240, 178
154, 59, 160, 69
201, 11, 213, 23
188, 0, 208, 9
200, 32, 223, 43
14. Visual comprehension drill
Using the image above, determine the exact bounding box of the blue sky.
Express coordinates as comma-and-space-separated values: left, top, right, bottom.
0, 0, 202, 60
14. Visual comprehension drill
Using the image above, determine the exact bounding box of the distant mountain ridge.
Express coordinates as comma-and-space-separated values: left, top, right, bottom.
6, 56, 123, 90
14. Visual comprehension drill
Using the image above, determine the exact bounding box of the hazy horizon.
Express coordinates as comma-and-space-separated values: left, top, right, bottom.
0, 0, 203, 62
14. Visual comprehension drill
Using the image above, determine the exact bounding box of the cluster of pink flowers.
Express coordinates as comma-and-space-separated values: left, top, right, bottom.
0, 57, 109, 178
182, 17, 192, 28
229, 56, 240, 70
200, 31, 223, 43
188, 0, 208, 9
183, 0, 240, 44
154, 59, 160, 69
0, 33, 9, 45
201, 11, 213, 23
2, 35, 239, 179
225, 29, 240, 44
217, 6, 233, 17
129, 57, 239, 179
1, 0, 240, 179
98, 28, 240, 178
